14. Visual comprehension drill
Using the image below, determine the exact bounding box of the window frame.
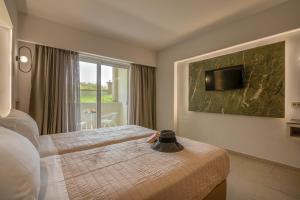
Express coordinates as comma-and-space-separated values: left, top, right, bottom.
79, 53, 130, 128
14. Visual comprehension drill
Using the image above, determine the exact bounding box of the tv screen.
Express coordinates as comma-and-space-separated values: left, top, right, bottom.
205, 65, 244, 91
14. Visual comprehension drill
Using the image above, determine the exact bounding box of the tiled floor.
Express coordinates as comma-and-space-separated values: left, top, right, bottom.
227, 153, 300, 200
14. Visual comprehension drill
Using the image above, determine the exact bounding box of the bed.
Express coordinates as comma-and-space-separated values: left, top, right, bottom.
38, 125, 155, 157
0, 109, 155, 157
0, 110, 229, 200
39, 137, 229, 200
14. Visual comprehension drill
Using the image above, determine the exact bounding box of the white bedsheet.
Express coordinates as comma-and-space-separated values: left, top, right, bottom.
38, 125, 155, 157
39, 137, 229, 200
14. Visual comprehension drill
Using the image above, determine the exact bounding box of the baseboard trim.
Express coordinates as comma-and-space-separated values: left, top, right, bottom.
227, 149, 300, 172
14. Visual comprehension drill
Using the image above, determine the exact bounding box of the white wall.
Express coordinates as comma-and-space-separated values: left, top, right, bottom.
157, 0, 300, 168
16, 13, 157, 113
175, 32, 300, 168
0, 27, 12, 116
4, 0, 18, 108
18, 13, 156, 67
16, 41, 34, 113
0, 0, 13, 116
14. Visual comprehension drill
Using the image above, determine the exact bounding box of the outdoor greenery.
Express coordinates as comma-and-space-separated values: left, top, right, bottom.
80, 83, 112, 103
80, 82, 109, 91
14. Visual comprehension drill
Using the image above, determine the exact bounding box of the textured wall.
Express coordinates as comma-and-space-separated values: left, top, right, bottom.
189, 42, 285, 118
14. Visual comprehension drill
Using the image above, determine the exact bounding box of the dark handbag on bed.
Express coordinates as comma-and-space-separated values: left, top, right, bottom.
151, 130, 184, 153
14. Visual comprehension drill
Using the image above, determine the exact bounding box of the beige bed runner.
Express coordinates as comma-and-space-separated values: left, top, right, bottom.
40, 137, 229, 200
38, 125, 155, 157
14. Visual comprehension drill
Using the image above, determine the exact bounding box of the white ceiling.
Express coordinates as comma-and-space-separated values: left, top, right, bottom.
16, 0, 287, 51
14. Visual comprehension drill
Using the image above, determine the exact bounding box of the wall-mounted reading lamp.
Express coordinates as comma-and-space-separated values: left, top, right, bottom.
16, 46, 32, 73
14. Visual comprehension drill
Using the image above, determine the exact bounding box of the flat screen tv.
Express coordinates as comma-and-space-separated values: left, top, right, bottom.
205, 65, 244, 91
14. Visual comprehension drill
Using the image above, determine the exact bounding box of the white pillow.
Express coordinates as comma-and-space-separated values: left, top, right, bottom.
0, 109, 39, 149
0, 126, 40, 200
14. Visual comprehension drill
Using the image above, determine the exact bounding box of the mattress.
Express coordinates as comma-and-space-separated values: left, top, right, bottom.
39, 137, 229, 200
38, 125, 155, 157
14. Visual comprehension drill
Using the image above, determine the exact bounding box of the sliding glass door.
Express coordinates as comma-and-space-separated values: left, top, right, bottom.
79, 61, 97, 130
79, 58, 128, 130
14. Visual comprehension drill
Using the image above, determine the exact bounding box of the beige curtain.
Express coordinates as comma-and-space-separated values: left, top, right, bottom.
29, 45, 80, 135
129, 64, 156, 129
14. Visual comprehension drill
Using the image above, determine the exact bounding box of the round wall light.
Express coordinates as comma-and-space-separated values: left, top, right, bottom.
16, 46, 32, 73
19, 55, 28, 63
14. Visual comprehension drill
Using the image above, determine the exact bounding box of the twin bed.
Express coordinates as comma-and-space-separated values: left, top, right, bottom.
38, 125, 155, 157
0, 110, 229, 200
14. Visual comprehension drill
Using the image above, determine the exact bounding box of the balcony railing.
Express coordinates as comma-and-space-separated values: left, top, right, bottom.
80, 102, 127, 130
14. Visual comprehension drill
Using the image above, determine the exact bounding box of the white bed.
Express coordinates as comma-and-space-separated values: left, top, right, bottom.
0, 110, 229, 200
38, 125, 155, 157
39, 137, 229, 200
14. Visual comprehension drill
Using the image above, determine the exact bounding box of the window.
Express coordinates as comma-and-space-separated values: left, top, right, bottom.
79, 55, 129, 130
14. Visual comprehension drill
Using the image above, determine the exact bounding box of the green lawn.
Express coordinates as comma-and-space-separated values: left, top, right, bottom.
80, 82, 97, 90
80, 95, 112, 103
80, 95, 96, 103
80, 83, 113, 103
101, 95, 113, 103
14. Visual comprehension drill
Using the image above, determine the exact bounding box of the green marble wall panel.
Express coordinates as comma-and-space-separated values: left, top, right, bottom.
189, 41, 285, 118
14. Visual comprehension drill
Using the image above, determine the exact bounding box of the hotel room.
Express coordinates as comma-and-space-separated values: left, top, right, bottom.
0, 0, 300, 199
